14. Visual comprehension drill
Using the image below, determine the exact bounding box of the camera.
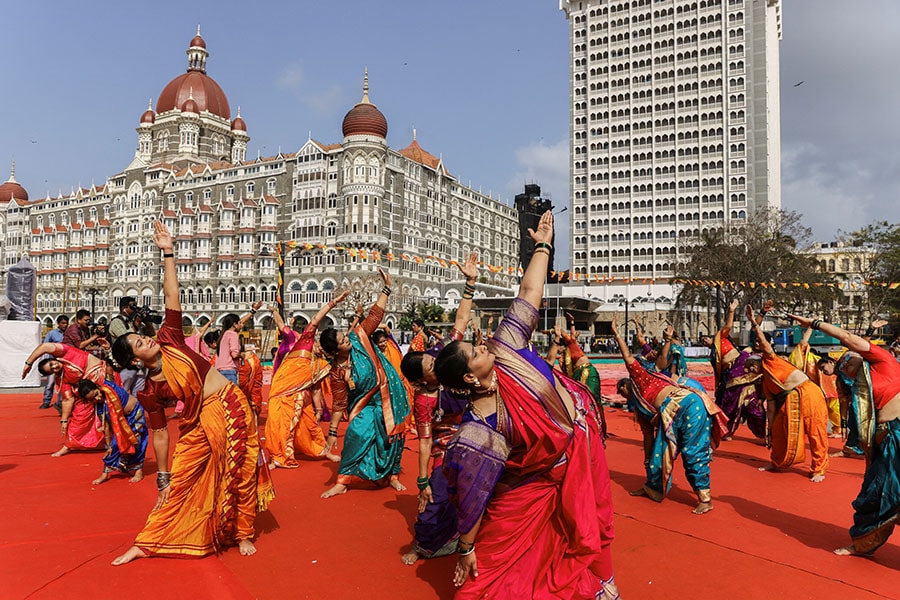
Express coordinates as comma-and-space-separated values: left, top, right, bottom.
134, 305, 163, 325
91, 323, 108, 337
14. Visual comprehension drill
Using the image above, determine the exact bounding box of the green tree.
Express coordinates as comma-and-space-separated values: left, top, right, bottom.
398, 302, 446, 331
675, 208, 838, 319
847, 221, 900, 321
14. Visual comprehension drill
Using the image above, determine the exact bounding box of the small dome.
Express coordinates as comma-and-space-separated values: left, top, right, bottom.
341, 69, 387, 139
190, 34, 206, 49
140, 102, 155, 124
231, 111, 246, 132
0, 162, 28, 202
181, 97, 200, 114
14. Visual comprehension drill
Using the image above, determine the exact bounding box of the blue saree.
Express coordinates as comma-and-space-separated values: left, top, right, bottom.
99, 381, 149, 474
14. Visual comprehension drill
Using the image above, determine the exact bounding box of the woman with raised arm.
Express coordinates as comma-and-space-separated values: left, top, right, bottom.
22, 342, 110, 456
433, 212, 617, 599
611, 318, 722, 514
747, 305, 829, 483
699, 299, 766, 440
786, 313, 900, 556
655, 325, 688, 378
319, 269, 411, 498
398, 252, 478, 565
265, 290, 349, 469
109, 221, 263, 565
632, 320, 659, 371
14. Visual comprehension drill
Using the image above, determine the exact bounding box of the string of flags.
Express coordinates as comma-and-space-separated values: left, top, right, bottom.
275, 242, 900, 289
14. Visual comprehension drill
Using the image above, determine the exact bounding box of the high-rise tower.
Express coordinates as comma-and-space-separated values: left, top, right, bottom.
560, 0, 782, 282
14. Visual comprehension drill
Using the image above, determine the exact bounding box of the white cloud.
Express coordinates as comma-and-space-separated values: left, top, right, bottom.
304, 85, 344, 117
505, 138, 571, 269
276, 64, 304, 90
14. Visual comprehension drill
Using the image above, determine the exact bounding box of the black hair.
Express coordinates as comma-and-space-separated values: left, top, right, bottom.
413, 319, 425, 328
37, 357, 56, 375
320, 328, 339, 356
291, 316, 306, 332
76, 378, 100, 401
371, 330, 388, 346
203, 330, 220, 346
56, 314, 69, 325
75, 309, 91, 320
434, 341, 471, 390
400, 351, 425, 382
119, 296, 136, 310
817, 356, 835, 368
221, 313, 240, 332
616, 377, 632, 395
111, 332, 137, 371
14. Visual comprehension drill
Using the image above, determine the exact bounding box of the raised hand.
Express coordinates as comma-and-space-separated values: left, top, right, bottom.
527, 211, 553, 245
334, 289, 351, 304
785, 313, 813, 328
729, 298, 739, 311
378, 267, 392, 288
457, 252, 478, 281
745, 304, 756, 323
610, 319, 619, 337
152, 220, 174, 252
872, 319, 889, 329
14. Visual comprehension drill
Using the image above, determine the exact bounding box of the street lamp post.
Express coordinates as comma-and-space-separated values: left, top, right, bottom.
86, 287, 101, 317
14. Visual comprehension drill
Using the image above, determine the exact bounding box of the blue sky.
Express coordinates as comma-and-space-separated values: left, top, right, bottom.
2, 1, 898, 268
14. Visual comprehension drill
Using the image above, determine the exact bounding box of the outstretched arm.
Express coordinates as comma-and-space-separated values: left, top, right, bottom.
517, 211, 553, 311
238, 301, 264, 328
310, 290, 350, 331
747, 305, 774, 356
22, 343, 65, 378
655, 326, 675, 371
633, 320, 647, 347
152, 220, 180, 312
786, 313, 871, 355
546, 324, 563, 366
611, 319, 635, 365
451, 253, 479, 338
722, 298, 739, 334
269, 304, 286, 331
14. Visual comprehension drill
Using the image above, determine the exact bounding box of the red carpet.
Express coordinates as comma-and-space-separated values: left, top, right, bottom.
2, 368, 897, 599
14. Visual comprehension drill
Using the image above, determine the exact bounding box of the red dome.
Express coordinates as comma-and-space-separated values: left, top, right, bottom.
140, 108, 155, 124
181, 97, 200, 114
0, 179, 28, 202
342, 102, 388, 138
157, 71, 230, 119
231, 115, 246, 131
190, 34, 206, 49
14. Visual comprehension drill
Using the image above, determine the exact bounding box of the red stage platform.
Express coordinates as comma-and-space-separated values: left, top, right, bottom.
1, 373, 897, 599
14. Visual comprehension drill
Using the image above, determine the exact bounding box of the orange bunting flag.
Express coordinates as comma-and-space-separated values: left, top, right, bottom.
413, 256, 423, 264
372, 251, 381, 261
386, 252, 395, 261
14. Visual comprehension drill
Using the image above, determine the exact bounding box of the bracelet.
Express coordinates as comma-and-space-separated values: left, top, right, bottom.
457, 539, 474, 550
60, 420, 69, 424
864, 326, 874, 337
417, 476, 430, 490
24, 360, 32, 366
381, 285, 392, 296
811, 319, 822, 331
533, 247, 551, 256
156, 471, 172, 491
458, 543, 476, 556
534, 242, 553, 251
328, 428, 339, 437
462, 292, 474, 300
162, 252, 174, 258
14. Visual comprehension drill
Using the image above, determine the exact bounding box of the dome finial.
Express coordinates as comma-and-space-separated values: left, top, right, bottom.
197, 23, 201, 36
148, 98, 153, 110
9, 159, 16, 183
361, 68, 370, 104
412, 127, 417, 142
237, 105, 241, 117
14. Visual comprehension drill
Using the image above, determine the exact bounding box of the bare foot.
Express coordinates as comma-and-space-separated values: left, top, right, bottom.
758, 465, 775, 472
693, 501, 714, 515
268, 462, 278, 471
810, 473, 826, 483
390, 478, 406, 492
722, 435, 733, 441
51, 446, 70, 457
92, 472, 111, 485
628, 487, 648, 497
129, 469, 144, 483
111, 545, 148, 566
238, 539, 257, 556
401, 548, 421, 565
833, 545, 872, 557
321, 483, 348, 498
324, 452, 341, 463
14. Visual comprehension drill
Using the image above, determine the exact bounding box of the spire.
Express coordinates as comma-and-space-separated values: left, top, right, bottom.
197, 23, 201, 36
187, 27, 208, 73
148, 98, 153, 110
361, 68, 370, 104
412, 127, 417, 142
8, 159, 16, 183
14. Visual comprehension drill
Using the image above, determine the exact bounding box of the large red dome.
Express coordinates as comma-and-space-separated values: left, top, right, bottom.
157, 71, 230, 119
342, 102, 388, 138
0, 179, 28, 202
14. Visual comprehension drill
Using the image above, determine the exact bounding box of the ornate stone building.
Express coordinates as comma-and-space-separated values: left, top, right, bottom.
0, 31, 519, 330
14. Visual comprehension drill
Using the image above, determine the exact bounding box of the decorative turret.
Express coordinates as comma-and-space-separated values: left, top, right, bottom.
187, 24, 209, 73
341, 69, 388, 139
0, 160, 29, 202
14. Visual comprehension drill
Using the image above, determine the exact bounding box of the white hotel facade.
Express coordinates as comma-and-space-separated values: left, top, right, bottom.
560, 0, 783, 284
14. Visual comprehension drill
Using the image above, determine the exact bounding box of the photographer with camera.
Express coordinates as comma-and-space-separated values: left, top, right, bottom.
62, 309, 107, 356
109, 297, 160, 343
109, 297, 161, 394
